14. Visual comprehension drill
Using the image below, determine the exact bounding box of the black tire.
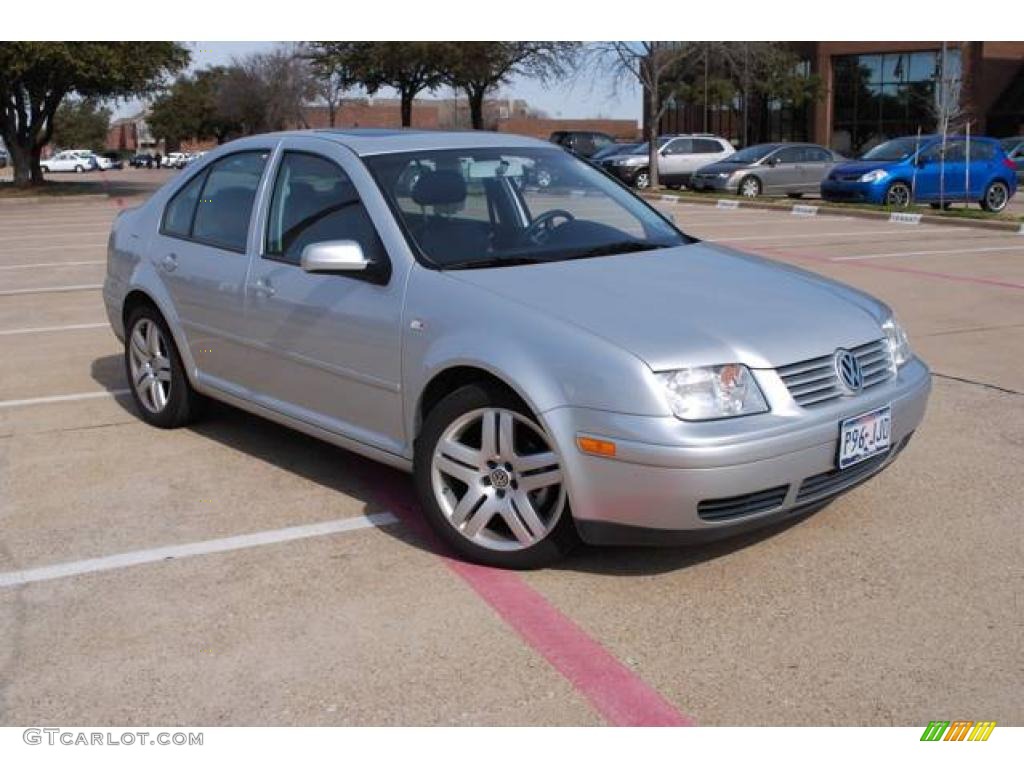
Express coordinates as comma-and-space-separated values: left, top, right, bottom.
74, 165, 84, 173
414, 383, 578, 569
633, 169, 651, 190
980, 180, 1009, 213
124, 304, 202, 429
884, 181, 912, 209
738, 175, 761, 198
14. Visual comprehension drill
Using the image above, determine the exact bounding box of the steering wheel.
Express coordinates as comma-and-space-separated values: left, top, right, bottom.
524, 209, 575, 243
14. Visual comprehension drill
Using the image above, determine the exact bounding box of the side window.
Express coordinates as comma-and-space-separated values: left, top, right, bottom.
966, 142, 994, 161
191, 151, 269, 252
663, 138, 692, 155
693, 138, 722, 153
265, 152, 386, 267
805, 147, 832, 162
161, 170, 207, 238
775, 147, 804, 163
592, 133, 613, 149
942, 141, 967, 162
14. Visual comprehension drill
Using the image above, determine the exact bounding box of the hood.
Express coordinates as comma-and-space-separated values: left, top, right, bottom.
831, 159, 903, 177
695, 160, 752, 175
446, 243, 888, 371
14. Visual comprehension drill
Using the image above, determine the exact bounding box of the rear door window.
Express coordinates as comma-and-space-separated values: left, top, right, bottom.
692, 138, 723, 153
191, 151, 270, 252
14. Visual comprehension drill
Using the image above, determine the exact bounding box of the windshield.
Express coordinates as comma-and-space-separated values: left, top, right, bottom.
723, 144, 778, 163
365, 148, 689, 270
860, 138, 921, 162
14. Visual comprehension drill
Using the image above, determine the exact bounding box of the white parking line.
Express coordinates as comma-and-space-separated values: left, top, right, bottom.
0, 389, 130, 409
706, 228, 1000, 242
0, 513, 400, 588
0, 260, 104, 271
0, 243, 104, 254
832, 244, 1024, 261
0, 322, 108, 336
0, 284, 102, 296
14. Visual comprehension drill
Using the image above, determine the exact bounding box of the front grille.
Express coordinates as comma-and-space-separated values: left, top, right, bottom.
795, 432, 913, 503
777, 339, 893, 408
697, 485, 789, 522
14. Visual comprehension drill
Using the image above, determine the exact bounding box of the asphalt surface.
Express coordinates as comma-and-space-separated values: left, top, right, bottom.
0, 170, 1021, 725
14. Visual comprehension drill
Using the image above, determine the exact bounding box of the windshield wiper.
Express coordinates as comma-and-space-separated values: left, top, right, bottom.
562, 241, 668, 260
442, 255, 547, 270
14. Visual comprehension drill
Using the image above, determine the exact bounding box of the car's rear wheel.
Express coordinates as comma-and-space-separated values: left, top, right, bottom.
980, 180, 1009, 213
884, 181, 912, 209
74, 165, 84, 173
634, 170, 651, 190
414, 383, 577, 569
124, 305, 202, 429
738, 175, 761, 198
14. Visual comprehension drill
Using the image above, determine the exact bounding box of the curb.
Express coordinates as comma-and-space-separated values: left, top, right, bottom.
0, 193, 112, 205
643, 192, 1023, 233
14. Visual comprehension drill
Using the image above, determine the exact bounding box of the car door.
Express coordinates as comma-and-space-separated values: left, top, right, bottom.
658, 138, 692, 184
242, 138, 407, 455
151, 147, 273, 396
763, 146, 803, 193
915, 140, 967, 202
798, 146, 836, 193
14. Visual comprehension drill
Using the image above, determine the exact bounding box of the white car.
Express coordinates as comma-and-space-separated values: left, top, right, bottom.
40, 150, 94, 173
162, 152, 187, 169
87, 152, 112, 170
599, 134, 736, 190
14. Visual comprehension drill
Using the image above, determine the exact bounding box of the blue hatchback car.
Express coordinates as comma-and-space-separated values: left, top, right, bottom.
821, 135, 1018, 213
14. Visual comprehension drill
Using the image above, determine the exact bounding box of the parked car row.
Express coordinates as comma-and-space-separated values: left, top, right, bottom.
549, 129, 1019, 214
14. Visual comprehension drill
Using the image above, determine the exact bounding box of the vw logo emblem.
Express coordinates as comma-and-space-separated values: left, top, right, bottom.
834, 349, 863, 393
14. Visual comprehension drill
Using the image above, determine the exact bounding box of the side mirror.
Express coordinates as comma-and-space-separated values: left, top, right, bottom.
300, 240, 371, 274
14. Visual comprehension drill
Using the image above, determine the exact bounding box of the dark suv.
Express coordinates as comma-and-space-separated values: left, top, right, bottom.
549, 130, 616, 159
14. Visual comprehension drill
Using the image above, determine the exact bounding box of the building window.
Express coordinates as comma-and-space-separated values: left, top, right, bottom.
832, 48, 962, 157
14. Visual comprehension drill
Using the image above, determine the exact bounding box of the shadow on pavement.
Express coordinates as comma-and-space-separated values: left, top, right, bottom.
90, 352, 814, 576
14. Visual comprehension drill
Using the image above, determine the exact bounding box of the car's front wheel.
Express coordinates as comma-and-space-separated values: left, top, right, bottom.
414, 383, 577, 568
738, 175, 761, 198
74, 165, 84, 173
980, 180, 1009, 213
633, 170, 651, 190
124, 305, 202, 429
884, 181, 912, 209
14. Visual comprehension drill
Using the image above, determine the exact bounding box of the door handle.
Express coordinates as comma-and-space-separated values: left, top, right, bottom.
252, 277, 275, 298
160, 253, 178, 272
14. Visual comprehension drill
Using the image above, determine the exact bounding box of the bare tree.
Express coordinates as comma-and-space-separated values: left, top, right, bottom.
219, 46, 317, 135
594, 42, 694, 188
304, 45, 355, 127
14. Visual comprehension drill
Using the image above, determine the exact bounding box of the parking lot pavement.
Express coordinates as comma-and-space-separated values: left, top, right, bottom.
1, 195, 1022, 725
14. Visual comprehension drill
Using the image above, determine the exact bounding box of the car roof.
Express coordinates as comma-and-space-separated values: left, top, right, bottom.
302, 128, 550, 156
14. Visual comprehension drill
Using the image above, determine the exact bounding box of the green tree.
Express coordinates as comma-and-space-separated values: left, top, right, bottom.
0, 42, 189, 186
148, 67, 239, 148
52, 98, 112, 151
309, 42, 447, 127
442, 42, 580, 130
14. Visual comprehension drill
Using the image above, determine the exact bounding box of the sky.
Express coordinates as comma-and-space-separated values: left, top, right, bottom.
115, 42, 642, 122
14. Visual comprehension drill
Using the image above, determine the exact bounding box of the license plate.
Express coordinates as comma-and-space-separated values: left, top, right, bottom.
838, 405, 892, 469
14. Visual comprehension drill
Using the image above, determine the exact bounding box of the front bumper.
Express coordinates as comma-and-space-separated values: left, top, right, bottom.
602, 163, 643, 185
543, 357, 931, 544
690, 173, 739, 192
820, 179, 885, 204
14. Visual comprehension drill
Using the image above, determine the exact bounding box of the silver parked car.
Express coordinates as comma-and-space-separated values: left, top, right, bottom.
691, 142, 844, 198
104, 129, 931, 568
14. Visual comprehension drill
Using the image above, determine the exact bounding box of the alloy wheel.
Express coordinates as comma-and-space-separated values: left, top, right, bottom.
634, 171, 650, 190
128, 318, 172, 413
885, 182, 911, 208
985, 182, 1008, 212
430, 407, 565, 552
740, 177, 761, 198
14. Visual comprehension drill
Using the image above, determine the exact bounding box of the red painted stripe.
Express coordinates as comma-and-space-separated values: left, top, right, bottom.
753, 245, 1024, 292
362, 462, 694, 727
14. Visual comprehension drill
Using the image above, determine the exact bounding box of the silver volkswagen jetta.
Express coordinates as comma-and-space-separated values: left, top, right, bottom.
104, 129, 931, 568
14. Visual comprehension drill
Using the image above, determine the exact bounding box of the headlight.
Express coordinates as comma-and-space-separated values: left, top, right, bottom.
716, 172, 731, 178
882, 314, 913, 368
656, 364, 768, 421
859, 169, 888, 183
